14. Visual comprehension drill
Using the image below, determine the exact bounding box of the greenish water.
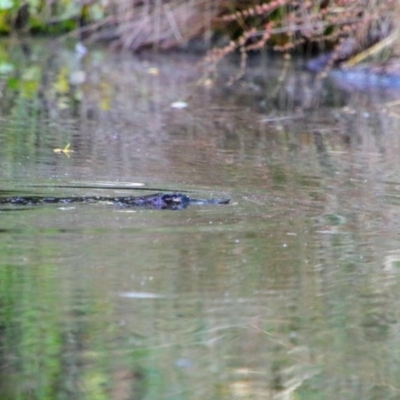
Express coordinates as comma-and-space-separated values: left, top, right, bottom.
1, 39, 400, 399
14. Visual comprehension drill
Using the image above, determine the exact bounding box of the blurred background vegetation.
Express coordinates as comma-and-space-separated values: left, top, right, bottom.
0, 0, 398, 61
0, 0, 399, 116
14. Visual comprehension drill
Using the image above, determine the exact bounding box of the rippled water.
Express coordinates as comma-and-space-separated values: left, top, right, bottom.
1, 39, 400, 399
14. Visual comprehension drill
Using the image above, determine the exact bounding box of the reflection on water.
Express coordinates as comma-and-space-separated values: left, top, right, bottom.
1, 39, 400, 399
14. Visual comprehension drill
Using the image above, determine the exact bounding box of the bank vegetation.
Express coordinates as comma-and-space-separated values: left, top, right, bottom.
0, 0, 399, 70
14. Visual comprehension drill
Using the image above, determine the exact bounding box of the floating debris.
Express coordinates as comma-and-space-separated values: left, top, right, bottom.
171, 101, 188, 109
53, 143, 74, 158
119, 292, 165, 299
147, 67, 159, 75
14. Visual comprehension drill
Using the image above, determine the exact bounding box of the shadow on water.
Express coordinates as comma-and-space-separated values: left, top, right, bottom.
1, 39, 400, 399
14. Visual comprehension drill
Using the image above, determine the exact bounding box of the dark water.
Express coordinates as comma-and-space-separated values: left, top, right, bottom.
1, 39, 400, 399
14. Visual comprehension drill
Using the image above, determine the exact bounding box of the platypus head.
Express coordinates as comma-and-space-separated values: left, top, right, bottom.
160, 193, 190, 209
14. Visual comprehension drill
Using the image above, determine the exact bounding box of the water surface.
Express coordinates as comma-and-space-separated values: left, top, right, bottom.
1, 40, 400, 399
